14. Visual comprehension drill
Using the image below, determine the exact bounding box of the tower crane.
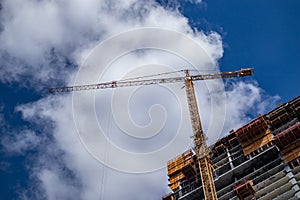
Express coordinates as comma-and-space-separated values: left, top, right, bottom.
49, 68, 253, 199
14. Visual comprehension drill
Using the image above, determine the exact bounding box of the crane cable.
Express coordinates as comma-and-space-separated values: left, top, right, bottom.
99, 106, 112, 200
118, 69, 184, 82
118, 68, 220, 83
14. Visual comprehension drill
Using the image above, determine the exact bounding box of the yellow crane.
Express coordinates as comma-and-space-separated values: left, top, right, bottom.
49, 68, 253, 199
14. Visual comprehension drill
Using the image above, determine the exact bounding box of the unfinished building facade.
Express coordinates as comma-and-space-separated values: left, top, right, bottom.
163, 95, 300, 200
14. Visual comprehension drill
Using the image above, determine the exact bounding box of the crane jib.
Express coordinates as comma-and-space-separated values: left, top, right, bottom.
48, 68, 253, 93
48, 67, 253, 200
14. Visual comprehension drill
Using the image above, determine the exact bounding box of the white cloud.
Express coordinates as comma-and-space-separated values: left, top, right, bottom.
0, 0, 219, 88
16, 95, 171, 199
39, 170, 78, 200
222, 81, 280, 134
0, 0, 279, 200
1, 129, 42, 154
187, 0, 202, 4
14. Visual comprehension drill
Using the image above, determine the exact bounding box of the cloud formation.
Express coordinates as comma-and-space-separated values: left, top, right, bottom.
1, 129, 41, 155
0, 0, 279, 199
0, 0, 221, 88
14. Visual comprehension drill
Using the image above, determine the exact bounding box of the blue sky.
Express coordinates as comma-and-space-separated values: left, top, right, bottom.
180, 0, 300, 102
0, 0, 299, 199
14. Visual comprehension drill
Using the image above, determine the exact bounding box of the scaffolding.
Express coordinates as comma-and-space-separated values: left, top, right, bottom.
273, 122, 300, 163
167, 150, 196, 191
235, 116, 272, 155
234, 180, 256, 200
162, 193, 175, 200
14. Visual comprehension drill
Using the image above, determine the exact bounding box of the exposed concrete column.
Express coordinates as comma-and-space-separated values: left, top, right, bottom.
226, 148, 234, 170
284, 165, 300, 198
178, 181, 182, 197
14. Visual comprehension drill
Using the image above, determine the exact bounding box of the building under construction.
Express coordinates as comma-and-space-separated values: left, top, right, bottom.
163, 95, 300, 200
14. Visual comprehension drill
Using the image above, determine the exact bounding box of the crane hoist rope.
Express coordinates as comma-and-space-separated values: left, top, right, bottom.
49, 68, 254, 200
119, 69, 184, 81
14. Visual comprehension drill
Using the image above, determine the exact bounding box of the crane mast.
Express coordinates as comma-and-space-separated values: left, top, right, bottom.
49, 68, 253, 200
185, 70, 217, 199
